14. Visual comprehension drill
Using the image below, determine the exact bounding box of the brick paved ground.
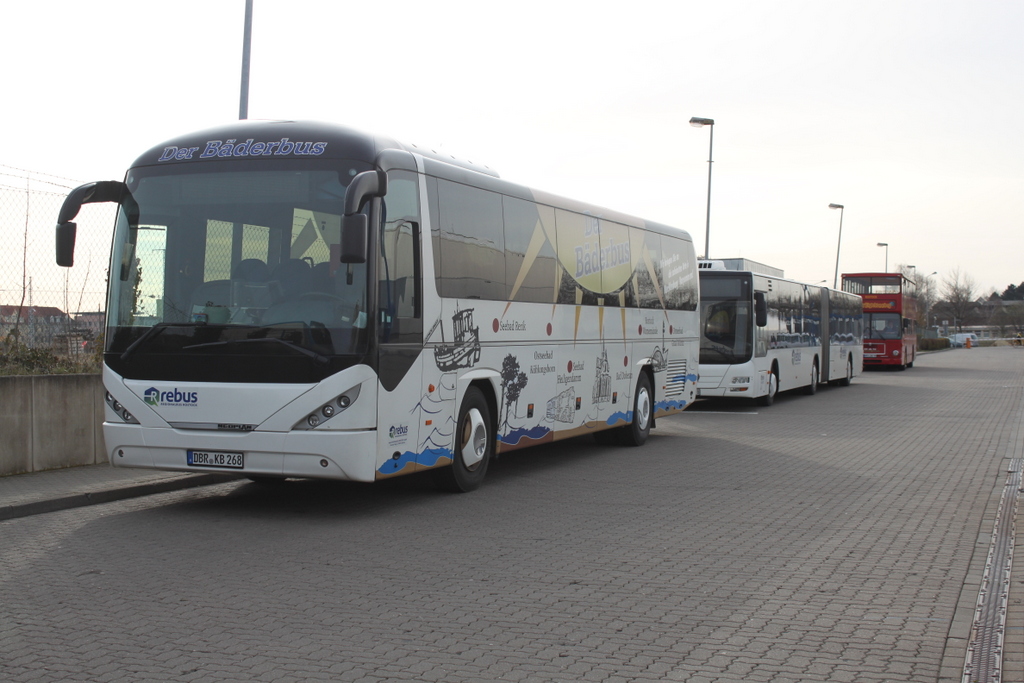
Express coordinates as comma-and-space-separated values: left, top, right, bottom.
1, 346, 1021, 682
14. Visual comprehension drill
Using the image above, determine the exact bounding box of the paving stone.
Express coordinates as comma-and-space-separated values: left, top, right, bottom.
0, 348, 1022, 681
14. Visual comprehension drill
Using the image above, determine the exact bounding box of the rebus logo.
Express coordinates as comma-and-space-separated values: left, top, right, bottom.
144, 387, 199, 407
389, 424, 409, 439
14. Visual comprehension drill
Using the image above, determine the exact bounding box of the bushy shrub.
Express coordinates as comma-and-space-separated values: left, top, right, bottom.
1, 334, 101, 376
918, 337, 951, 351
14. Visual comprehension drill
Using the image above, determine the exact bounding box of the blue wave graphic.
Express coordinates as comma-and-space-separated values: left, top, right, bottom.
655, 399, 689, 414
417, 448, 452, 468
498, 425, 551, 446
605, 410, 632, 426
377, 447, 452, 474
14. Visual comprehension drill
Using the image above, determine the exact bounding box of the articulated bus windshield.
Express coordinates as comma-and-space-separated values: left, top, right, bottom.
106, 158, 373, 382
699, 274, 753, 365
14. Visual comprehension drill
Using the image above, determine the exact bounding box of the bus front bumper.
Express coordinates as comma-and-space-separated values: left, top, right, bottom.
104, 423, 379, 482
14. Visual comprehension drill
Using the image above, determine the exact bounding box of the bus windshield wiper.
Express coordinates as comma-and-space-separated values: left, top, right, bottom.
182, 337, 330, 365
120, 322, 180, 361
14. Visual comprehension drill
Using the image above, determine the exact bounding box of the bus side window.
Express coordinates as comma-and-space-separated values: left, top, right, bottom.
502, 196, 558, 303
435, 179, 505, 300
754, 292, 767, 327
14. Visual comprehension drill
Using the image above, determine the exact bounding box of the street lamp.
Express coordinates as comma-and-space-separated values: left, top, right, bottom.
877, 242, 889, 271
690, 117, 715, 259
829, 203, 844, 288
239, 0, 253, 119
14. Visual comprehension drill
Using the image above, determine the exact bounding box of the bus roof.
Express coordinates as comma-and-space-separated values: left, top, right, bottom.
131, 119, 691, 244
841, 272, 913, 281
131, 119, 499, 177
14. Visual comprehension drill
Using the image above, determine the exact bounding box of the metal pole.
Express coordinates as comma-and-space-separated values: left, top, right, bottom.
703, 125, 714, 260
832, 206, 844, 288
239, 0, 253, 120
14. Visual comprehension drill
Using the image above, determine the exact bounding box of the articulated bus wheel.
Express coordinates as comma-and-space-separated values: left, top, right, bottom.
434, 386, 493, 493
837, 356, 853, 386
804, 361, 819, 395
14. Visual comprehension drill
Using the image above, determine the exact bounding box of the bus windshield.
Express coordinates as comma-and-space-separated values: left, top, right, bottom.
865, 312, 902, 340
699, 274, 753, 365
106, 158, 372, 374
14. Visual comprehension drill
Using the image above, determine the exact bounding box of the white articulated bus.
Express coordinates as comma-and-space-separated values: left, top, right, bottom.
55, 120, 700, 491
697, 260, 863, 405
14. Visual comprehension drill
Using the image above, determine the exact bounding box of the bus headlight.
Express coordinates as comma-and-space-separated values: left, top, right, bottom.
295, 384, 361, 430
893, 349, 900, 357
731, 376, 750, 384
105, 391, 139, 424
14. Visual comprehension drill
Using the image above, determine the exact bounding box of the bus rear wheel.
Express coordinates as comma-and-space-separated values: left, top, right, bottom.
620, 372, 653, 447
434, 386, 492, 493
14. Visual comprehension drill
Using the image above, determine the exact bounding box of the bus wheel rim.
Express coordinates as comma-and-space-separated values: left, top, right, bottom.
461, 408, 487, 470
637, 387, 651, 427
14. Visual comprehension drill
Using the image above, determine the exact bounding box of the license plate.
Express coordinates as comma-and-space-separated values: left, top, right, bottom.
187, 450, 244, 469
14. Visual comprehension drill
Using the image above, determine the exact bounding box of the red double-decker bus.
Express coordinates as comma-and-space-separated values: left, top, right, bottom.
841, 273, 917, 369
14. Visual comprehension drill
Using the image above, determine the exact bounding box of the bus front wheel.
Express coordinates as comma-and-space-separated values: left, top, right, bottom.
434, 386, 492, 493
804, 361, 819, 395
757, 368, 778, 407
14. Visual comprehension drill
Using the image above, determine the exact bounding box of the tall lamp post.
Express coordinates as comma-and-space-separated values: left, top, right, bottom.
877, 242, 889, 271
829, 203, 844, 288
690, 117, 715, 259
239, 0, 253, 120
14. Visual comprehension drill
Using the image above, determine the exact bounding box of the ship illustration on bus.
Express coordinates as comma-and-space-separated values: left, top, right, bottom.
428, 305, 481, 372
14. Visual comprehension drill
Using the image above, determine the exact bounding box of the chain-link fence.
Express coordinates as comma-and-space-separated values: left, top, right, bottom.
1, 165, 115, 356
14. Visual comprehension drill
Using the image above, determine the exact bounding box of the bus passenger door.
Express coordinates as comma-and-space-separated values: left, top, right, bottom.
753, 290, 770, 394
375, 172, 425, 479
818, 289, 831, 381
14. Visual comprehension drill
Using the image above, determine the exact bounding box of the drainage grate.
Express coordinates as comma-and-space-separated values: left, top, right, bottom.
963, 458, 1022, 683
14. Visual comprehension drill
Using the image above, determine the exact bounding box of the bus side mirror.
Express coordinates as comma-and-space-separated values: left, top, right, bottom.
340, 213, 368, 264
56, 222, 78, 267
340, 169, 387, 264
55, 180, 125, 268
754, 292, 767, 327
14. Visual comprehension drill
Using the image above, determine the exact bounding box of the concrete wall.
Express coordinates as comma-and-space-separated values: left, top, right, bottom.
0, 374, 105, 476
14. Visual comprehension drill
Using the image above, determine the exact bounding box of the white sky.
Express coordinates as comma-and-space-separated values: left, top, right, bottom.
3, 0, 1022, 298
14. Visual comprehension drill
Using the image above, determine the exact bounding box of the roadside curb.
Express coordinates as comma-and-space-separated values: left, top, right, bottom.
0, 473, 242, 522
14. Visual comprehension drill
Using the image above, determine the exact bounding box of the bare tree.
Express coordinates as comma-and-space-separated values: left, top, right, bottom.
991, 302, 1024, 337
918, 278, 938, 328
942, 267, 978, 332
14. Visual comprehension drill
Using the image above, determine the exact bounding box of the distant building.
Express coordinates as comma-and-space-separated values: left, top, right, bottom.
0, 304, 71, 348
73, 311, 105, 337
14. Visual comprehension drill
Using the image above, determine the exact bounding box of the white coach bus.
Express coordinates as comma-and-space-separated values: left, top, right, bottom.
55, 121, 700, 491
697, 260, 863, 405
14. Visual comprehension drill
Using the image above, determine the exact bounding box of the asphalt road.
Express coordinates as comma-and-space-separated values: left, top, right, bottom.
2, 347, 1022, 682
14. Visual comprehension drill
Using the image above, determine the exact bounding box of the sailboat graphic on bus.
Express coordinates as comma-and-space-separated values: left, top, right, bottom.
427, 305, 481, 371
